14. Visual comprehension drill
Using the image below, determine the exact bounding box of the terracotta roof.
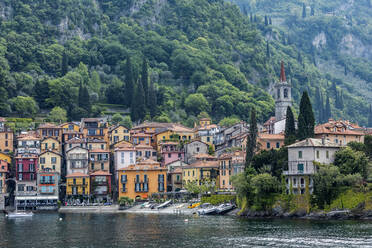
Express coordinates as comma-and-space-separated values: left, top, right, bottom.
90, 170, 111, 176
315, 124, 364, 136
135, 144, 155, 149
66, 172, 89, 178
198, 124, 218, 131
115, 144, 135, 151
108, 124, 129, 132
170, 124, 194, 133
193, 153, 216, 159
86, 138, 106, 143
264, 116, 276, 126
160, 141, 179, 146
82, 117, 107, 122
132, 121, 174, 130
258, 133, 285, 140
120, 159, 164, 171
184, 160, 219, 169
15, 154, 38, 159
66, 146, 88, 153
41, 137, 60, 143
0, 117, 6, 122
39, 150, 62, 156
89, 149, 109, 153
287, 138, 340, 148
65, 137, 85, 144
17, 135, 40, 141
170, 167, 183, 174
38, 123, 61, 129
132, 133, 151, 138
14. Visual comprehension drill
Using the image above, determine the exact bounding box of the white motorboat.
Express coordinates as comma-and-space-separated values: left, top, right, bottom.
216, 203, 235, 215
156, 200, 172, 209
197, 203, 218, 215
6, 211, 34, 218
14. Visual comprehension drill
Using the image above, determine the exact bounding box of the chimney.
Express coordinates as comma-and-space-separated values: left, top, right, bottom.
321, 136, 325, 145
280, 61, 286, 82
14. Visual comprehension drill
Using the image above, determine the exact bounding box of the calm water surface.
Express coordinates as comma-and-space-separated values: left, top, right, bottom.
1, 213, 372, 247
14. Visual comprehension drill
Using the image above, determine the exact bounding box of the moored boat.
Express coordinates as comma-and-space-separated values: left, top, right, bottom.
6, 211, 34, 218
197, 203, 217, 215
216, 203, 235, 215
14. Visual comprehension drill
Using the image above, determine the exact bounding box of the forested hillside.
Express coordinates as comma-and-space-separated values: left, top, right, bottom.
233, 0, 372, 126
0, 0, 370, 126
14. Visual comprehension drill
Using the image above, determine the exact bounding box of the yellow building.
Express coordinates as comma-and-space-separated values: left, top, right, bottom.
89, 149, 110, 172
0, 118, 13, 153
199, 118, 211, 126
155, 124, 195, 151
0, 152, 11, 164
41, 137, 61, 153
112, 140, 133, 150
66, 172, 90, 197
87, 138, 107, 150
118, 159, 167, 200
81, 118, 109, 145
182, 160, 219, 188
60, 122, 80, 133
0, 160, 9, 194
109, 125, 131, 146
37, 123, 63, 143
38, 151, 62, 173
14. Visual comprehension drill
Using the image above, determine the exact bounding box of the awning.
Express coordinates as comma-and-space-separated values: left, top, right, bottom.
15, 196, 59, 201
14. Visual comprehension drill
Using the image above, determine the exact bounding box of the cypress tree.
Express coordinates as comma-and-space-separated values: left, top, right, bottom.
284, 106, 296, 145
131, 79, 146, 122
368, 104, 372, 127
297, 91, 315, 140
124, 57, 135, 107
302, 3, 307, 18
34, 78, 50, 109
331, 81, 337, 96
339, 91, 344, 109
325, 94, 331, 121
266, 41, 270, 58
254, 15, 257, 22
310, 4, 315, 16
61, 51, 68, 76
269, 17, 272, 25
265, 15, 268, 26
148, 79, 157, 118
141, 57, 149, 106
250, 13, 253, 22
78, 84, 91, 113
315, 87, 323, 123
245, 108, 258, 169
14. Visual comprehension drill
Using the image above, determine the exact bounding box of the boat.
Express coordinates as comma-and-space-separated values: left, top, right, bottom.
156, 200, 172, 209
197, 203, 217, 215
216, 203, 235, 215
6, 211, 34, 218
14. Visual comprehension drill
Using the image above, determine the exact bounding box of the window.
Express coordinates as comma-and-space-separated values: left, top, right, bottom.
101, 144, 104, 149
40, 157, 46, 164
73, 178, 76, 185
51, 157, 57, 164
266, 142, 270, 149
192, 170, 195, 177
168, 153, 171, 158
122, 183, 126, 192
101, 163, 104, 170
326, 151, 329, 159
18, 184, 24, 191
298, 151, 303, 159
29, 164, 35, 172
45, 143, 48, 149
121, 175, 127, 183
188, 171, 190, 176
196, 147, 200, 152
277, 88, 281, 99
300, 178, 304, 185
223, 180, 225, 186
178, 153, 182, 158
316, 150, 320, 159
293, 178, 297, 185
297, 163, 304, 172
82, 178, 86, 185
91, 164, 94, 170
18, 173, 23, 181
18, 164, 23, 172
144, 174, 148, 182
5, 141, 8, 147
136, 175, 140, 183
52, 143, 55, 150
284, 88, 288, 98
276, 142, 280, 148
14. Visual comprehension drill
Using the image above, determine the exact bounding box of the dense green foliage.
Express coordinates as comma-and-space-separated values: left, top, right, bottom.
245, 108, 257, 168
297, 91, 315, 140
233, 0, 372, 126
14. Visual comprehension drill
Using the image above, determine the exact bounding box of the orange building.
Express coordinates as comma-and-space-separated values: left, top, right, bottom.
257, 133, 285, 151
37, 123, 63, 143
0, 117, 13, 153
117, 159, 167, 200
315, 119, 365, 146
0, 160, 9, 194
81, 118, 109, 145
218, 151, 245, 191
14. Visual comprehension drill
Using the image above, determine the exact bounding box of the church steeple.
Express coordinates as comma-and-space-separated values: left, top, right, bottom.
280, 61, 286, 82
274, 61, 292, 121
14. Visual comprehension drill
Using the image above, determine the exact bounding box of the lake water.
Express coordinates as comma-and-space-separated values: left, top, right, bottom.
1, 213, 372, 247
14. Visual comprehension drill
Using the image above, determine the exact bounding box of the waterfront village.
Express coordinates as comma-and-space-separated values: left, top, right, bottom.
0, 64, 371, 214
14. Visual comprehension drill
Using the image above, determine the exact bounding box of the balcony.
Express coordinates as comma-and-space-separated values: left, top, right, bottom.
134, 178, 149, 183
40, 180, 55, 184
39, 189, 56, 194
68, 182, 88, 186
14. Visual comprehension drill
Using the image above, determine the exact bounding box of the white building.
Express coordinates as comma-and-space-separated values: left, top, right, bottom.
66, 147, 89, 176
283, 138, 340, 195
114, 145, 136, 173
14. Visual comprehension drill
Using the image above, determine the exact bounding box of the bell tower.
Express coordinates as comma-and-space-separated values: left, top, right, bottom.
274, 61, 292, 121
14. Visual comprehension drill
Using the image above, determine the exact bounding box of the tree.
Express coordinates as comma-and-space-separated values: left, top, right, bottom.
141, 57, 149, 106
10, 96, 39, 118
33, 78, 50, 109
297, 91, 315, 140
266, 41, 270, 58
121, 115, 132, 129
364, 135, 372, 159
368, 105, 372, 127
284, 106, 296, 145
334, 147, 369, 179
131, 79, 146, 122
310, 4, 315, 16
251, 173, 279, 210
148, 79, 157, 118
48, 107, 67, 123
302, 3, 307, 18
184, 93, 210, 115
124, 57, 135, 107
245, 108, 258, 168
324, 94, 331, 121
78, 84, 91, 113
264, 15, 268, 26
111, 113, 124, 125
61, 51, 68, 76
218, 116, 240, 127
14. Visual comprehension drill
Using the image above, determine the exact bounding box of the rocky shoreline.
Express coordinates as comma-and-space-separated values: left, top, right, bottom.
238, 208, 372, 220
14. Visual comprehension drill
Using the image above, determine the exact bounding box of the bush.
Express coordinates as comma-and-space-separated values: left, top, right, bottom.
201, 195, 236, 205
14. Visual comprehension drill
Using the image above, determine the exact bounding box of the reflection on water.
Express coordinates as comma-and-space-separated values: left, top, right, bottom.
1, 213, 372, 247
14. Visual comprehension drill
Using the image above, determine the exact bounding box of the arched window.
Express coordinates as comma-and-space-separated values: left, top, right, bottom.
277, 88, 281, 99
284, 88, 288, 98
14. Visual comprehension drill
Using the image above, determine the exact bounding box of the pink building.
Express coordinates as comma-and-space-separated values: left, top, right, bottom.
160, 142, 184, 166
